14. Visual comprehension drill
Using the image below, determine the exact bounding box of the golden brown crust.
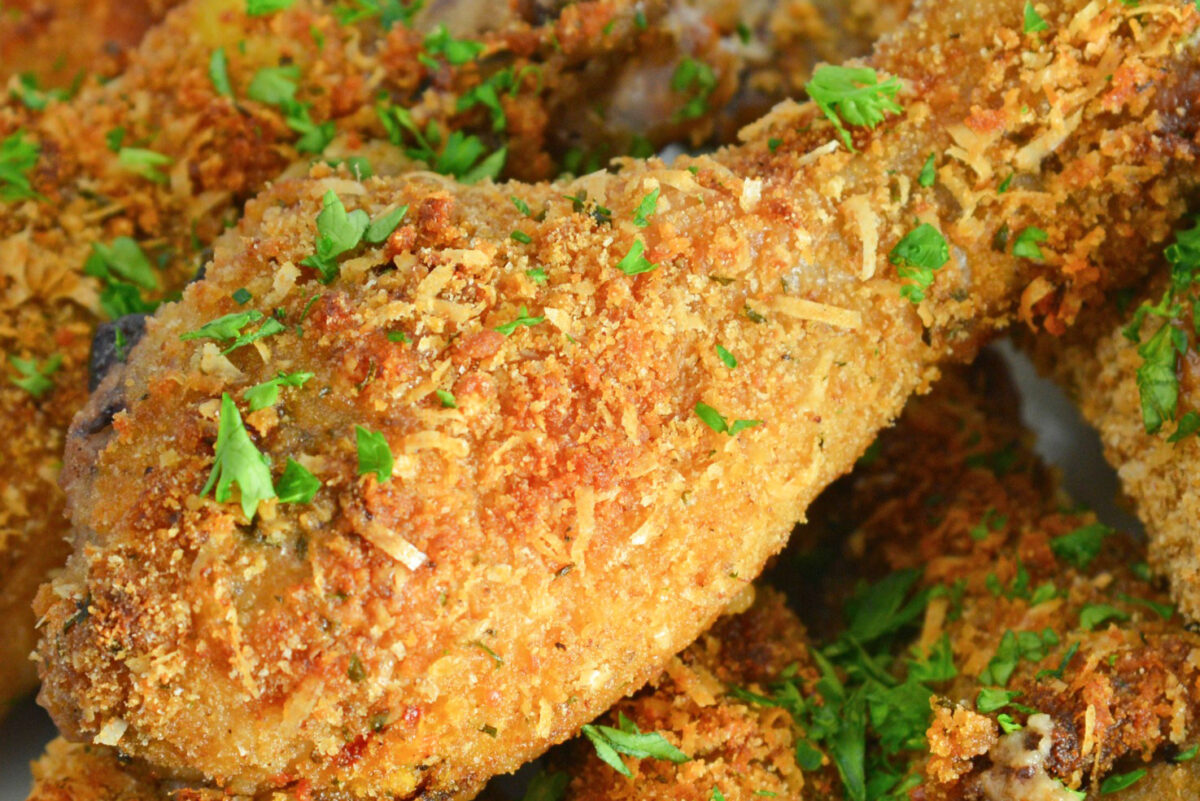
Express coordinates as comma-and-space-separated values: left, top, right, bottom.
32, 1, 1200, 799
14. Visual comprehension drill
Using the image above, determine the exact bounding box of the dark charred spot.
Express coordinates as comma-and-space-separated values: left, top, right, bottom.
88, 313, 147, 391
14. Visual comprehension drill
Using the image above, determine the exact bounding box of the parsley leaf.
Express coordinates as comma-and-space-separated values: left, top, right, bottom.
276, 458, 320, 504
202, 393, 275, 520
1012, 226, 1048, 260
377, 104, 506, 183
1079, 603, 1130, 631
247, 0, 296, 14
0, 131, 41, 202
918, 153, 936, 188
805, 65, 903, 151
889, 223, 949, 304
1100, 769, 1146, 795
670, 57, 717, 121
694, 402, 761, 436
633, 188, 660, 228
1175, 745, 1199, 763
1049, 522, 1110, 569
8, 353, 62, 398
716, 345, 737, 369
247, 65, 300, 105
118, 147, 172, 184
494, 305, 544, 336
355, 425, 393, 483
1023, 2, 1049, 33
976, 687, 1021, 713
435, 389, 457, 408
616, 239, 657, 276
209, 49, 233, 97
245, 371, 314, 411
581, 713, 689, 777
302, 190, 370, 282
365, 204, 408, 244
423, 24, 484, 65
85, 237, 158, 290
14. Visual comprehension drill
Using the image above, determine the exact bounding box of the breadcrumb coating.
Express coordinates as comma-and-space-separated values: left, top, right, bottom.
32, 2, 1200, 798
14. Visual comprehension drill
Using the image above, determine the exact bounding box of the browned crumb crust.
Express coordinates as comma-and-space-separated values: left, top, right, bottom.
556, 588, 839, 801
0, 0, 901, 711
0, 0, 178, 89
33, 2, 1200, 799
818, 365, 1200, 800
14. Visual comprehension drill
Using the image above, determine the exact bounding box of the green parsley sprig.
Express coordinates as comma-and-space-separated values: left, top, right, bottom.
805, 65, 904, 152
581, 712, 689, 778
0, 131, 41, 202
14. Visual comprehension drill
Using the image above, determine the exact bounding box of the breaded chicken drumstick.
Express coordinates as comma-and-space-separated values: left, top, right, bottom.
0, 0, 908, 711
34, 1, 1200, 798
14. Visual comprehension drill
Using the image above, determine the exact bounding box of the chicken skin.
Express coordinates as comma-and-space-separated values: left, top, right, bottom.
31, 1, 1200, 798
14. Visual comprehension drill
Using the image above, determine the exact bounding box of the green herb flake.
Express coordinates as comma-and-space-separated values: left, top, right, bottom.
996, 713, 1023, 734
247, 0, 296, 14
387, 331, 410, 344
0, 131, 41, 202
180, 310, 285, 354
1079, 603, 1130, 631
976, 688, 1021, 713
276, 458, 321, 504
1100, 769, 1146, 795
511, 230, 532, 244
244, 371, 314, 411
347, 654, 367, 682
1175, 745, 1199, 763
616, 239, 658, 276
209, 49, 233, 97
365, 204, 408, 244
695, 402, 761, 437
423, 24, 484, 65
1049, 522, 1110, 569
918, 153, 936, 188
716, 345, 737, 369
302, 190, 370, 282
998, 173, 1014, 193
511, 196, 532, 216
494, 305, 544, 336
8, 353, 62, 398
118, 147, 172, 184
232, 288, 252, 305
355, 425, 393, 483
1012, 226, 1048, 260
581, 713, 689, 778
435, 389, 457, 408
633, 187, 660, 227
202, 394, 275, 520
105, 128, 126, 153
525, 268, 548, 285
889, 223, 949, 304
1023, 2, 1049, 34
805, 65, 904, 152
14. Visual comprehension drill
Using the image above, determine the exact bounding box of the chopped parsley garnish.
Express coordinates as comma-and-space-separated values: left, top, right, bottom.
1168, 410, 1200, 442
1125, 218, 1200, 436
716, 345, 737, 369
889, 223, 949, 304
105, 128, 126, 153
118, 147, 172, 184
581, 712, 689, 778
423, 24, 484, 65
1079, 603, 1130, 631
0, 132, 41, 202
1023, 2, 1049, 34
245, 371, 314, 411
232, 288, 253, 305
805, 65, 903, 152
996, 713, 1022, 734
494, 305, 544, 336
979, 628, 1060, 686
202, 394, 275, 520
694, 402, 761, 436
998, 173, 1014, 193
347, 654, 367, 682
511, 230, 532, 244
976, 688, 1021, 713
526, 268, 547, 285
8, 353, 62, 398
1100, 769, 1146, 795
84, 237, 160, 319
276, 458, 321, 504
387, 331, 410, 343
1035, 641, 1080, 681
378, 103, 505, 183
302, 190, 370, 282
670, 57, 716, 121
1049, 522, 1110, 569
209, 49, 233, 97
1012, 226, 1047, 260
968, 508, 1006, 541
248, 65, 300, 106
246, 65, 334, 153
918, 154, 936, 188
365, 204, 409, 244
332, 0, 421, 29
355, 425, 393, 483
10, 73, 71, 110
246, 0, 296, 14
633, 187, 660, 227
1118, 593, 1174, 620
616, 239, 657, 276
1175, 745, 1200, 762
435, 389, 457, 408
180, 310, 285, 354
511, 196, 531, 216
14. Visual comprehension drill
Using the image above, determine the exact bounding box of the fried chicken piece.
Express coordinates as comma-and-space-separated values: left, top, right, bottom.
1025, 262, 1200, 622
0, 0, 177, 90
33, 2, 1200, 798
0, 0, 907, 712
